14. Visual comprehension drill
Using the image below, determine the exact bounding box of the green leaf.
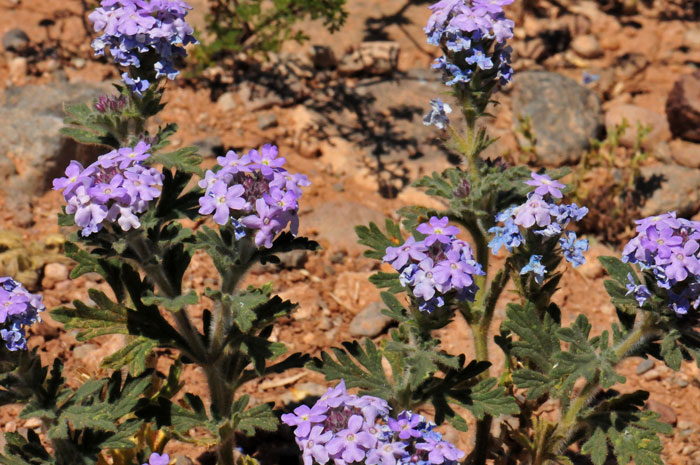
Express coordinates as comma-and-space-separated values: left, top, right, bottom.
51, 289, 129, 340
461, 378, 520, 419
101, 336, 158, 375
369, 272, 403, 293
599, 256, 637, 285
234, 401, 278, 436
310, 339, 392, 399
379, 292, 407, 322
581, 427, 608, 465
580, 390, 672, 465
660, 330, 682, 371
149, 146, 202, 175
355, 220, 402, 261
142, 290, 198, 312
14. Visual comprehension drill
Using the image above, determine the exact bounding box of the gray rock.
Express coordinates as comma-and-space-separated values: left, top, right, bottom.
639, 164, 700, 217
636, 358, 654, 375
192, 136, 224, 158
349, 302, 393, 338
2, 28, 29, 53
278, 249, 308, 269
667, 72, 700, 142
0, 83, 110, 198
512, 71, 604, 166
174, 455, 194, 465
257, 113, 278, 130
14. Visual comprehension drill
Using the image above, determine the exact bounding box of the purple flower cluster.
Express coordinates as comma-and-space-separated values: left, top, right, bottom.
383, 217, 484, 313
0, 278, 44, 351
282, 380, 464, 465
198, 144, 309, 248
142, 452, 169, 465
424, 0, 514, 88
622, 212, 700, 316
89, 0, 198, 94
489, 173, 589, 278
53, 141, 164, 237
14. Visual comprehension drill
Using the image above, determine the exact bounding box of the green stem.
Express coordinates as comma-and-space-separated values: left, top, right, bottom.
470, 322, 492, 465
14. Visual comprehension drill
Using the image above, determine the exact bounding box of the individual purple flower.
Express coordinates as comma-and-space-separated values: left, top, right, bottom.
559, 231, 588, 268
525, 172, 566, 199
634, 212, 681, 234
416, 217, 460, 246
122, 73, 150, 97
423, 98, 453, 130
143, 452, 170, 465
388, 411, 422, 440
514, 195, 551, 229
415, 435, 465, 464
520, 255, 546, 285
384, 236, 429, 270
298, 426, 333, 465
52, 161, 88, 195
625, 273, 650, 307
116, 141, 151, 169
641, 226, 683, 259
282, 404, 329, 438
433, 249, 476, 288
488, 220, 522, 255
249, 144, 286, 176
412, 259, 444, 301
366, 441, 407, 465
216, 150, 252, 175
198, 181, 247, 226
465, 47, 493, 70
664, 241, 700, 282
241, 198, 283, 248
326, 415, 376, 463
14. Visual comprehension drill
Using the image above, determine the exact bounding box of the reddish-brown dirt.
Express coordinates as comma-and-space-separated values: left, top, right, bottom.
0, 0, 699, 464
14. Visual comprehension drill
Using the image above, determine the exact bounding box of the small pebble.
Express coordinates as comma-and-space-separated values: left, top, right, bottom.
349, 301, 393, 338
643, 368, 661, 381
257, 113, 278, 130
2, 28, 29, 52
636, 358, 655, 375
682, 445, 697, 456
332, 182, 345, 192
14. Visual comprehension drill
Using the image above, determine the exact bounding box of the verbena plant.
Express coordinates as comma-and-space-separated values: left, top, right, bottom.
191, 0, 347, 70
303, 1, 700, 465
0, 1, 317, 465
0, 1, 698, 465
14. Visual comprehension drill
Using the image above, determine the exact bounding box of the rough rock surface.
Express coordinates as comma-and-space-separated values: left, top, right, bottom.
302, 201, 386, 253
639, 164, 700, 217
670, 139, 700, 169
512, 71, 604, 166
666, 72, 700, 142
0, 82, 110, 199
605, 104, 671, 150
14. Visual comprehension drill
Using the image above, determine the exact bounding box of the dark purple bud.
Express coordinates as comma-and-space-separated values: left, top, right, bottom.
486, 156, 509, 171
453, 179, 471, 198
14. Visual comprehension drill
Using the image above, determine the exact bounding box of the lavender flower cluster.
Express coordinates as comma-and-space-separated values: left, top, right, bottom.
424, 0, 514, 90
383, 217, 484, 313
89, 0, 198, 95
489, 173, 589, 284
0, 278, 44, 351
282, 380, 464, 465
53, 141, 164, 237
198, 144, 309, 248
622, 212, 700, 316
